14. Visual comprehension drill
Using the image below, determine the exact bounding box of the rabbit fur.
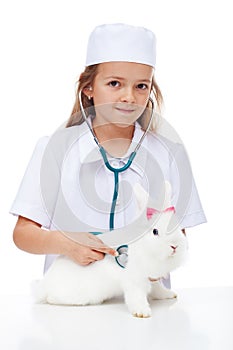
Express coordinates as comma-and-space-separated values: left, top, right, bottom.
32, 181, 188, 318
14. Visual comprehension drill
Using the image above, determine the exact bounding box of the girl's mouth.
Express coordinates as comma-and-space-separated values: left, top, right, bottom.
115, 107, 135, 114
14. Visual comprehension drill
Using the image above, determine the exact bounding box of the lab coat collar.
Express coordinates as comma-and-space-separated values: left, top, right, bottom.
78, 118, 147, 178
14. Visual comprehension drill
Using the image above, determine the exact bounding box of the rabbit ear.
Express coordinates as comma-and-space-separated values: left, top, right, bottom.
145, 181, 174, 232
133, 181, 173, 221
133, 183, 149, 214
162, 181, 172, 210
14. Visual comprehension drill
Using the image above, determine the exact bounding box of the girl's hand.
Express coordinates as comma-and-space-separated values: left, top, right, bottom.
61, 231, 118, 266
13, 216, 118, 266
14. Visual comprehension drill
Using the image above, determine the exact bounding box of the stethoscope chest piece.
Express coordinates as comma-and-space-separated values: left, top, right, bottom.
115, 244, 128, 268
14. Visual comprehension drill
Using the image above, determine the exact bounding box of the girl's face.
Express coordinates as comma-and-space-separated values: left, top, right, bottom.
87, 62, 153, 127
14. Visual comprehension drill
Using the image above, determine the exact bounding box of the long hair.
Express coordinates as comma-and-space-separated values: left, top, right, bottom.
66, 64, 163, 130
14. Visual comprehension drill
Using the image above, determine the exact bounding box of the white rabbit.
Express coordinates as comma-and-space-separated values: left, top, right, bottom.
32, 181, 188, 318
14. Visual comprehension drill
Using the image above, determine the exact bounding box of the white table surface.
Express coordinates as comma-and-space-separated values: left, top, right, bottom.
1, 287, 232, 350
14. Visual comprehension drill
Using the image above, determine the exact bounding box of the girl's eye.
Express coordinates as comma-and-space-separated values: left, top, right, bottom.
108, 81, 120, 87
137, 83, 148, 90
153, 228, 159, 236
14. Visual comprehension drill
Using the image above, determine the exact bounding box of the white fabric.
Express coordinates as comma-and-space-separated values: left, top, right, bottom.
10, 121, 207, 271
85, 23, 156, 68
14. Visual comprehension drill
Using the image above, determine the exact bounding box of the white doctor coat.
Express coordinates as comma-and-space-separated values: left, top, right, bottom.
10, 121, 206, 271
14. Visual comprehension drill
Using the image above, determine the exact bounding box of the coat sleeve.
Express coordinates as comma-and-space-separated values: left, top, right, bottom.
10, 137, 52, 228
169, 143, 207, 229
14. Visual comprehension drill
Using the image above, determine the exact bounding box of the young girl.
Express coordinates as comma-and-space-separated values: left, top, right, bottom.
10, 23, 206, 275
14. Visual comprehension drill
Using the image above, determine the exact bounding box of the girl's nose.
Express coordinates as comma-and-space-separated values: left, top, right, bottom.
120, 88, 135, 103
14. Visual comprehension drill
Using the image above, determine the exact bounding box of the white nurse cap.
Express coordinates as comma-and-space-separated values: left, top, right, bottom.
85, 23, 156, 68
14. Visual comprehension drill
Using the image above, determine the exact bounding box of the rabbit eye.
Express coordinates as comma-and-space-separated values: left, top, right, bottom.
153, 228, 159, 236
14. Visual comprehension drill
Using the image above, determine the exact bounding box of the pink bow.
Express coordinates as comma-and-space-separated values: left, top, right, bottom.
146, 206, 175, 220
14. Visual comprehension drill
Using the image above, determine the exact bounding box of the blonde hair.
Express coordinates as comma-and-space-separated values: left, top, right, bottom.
66, 64, 163, 130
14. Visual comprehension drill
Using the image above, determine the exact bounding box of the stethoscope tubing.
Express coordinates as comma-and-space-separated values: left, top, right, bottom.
79, 90, 154, 230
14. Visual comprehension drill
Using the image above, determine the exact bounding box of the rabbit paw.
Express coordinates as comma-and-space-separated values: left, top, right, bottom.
150, 281, 177, 300
151, 288, 177, 300
154, 289, 177, 300
124, 288, 152, 318
131, 305, 152, 318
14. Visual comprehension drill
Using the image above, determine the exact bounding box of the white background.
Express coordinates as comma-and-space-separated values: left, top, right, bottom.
0, 0, 232, 295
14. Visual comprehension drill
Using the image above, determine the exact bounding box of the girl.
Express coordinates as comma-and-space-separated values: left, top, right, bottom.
10, 23, 206, 275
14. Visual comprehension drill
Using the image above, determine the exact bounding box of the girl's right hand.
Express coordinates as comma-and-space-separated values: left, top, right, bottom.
13, 216, 118, 266
60, 231, 118, 266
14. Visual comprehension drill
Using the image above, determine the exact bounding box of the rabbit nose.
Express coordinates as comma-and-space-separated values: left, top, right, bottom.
171, 245, 177, 251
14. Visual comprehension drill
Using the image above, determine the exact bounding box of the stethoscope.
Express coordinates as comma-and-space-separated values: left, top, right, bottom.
79, 91, 155, 267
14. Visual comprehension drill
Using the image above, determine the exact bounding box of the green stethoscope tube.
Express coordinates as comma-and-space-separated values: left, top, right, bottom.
79, 91, 154, 230
99, 147, 137, 230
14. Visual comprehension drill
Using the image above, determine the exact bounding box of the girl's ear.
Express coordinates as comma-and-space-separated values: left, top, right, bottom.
83, 87, 93, 99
